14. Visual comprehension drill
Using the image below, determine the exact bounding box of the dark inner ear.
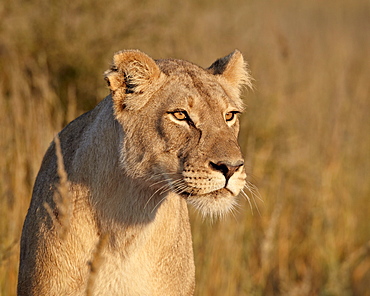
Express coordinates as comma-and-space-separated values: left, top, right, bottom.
207, 50, 252, 92
208, 57, 229, 75
124, 74, 137, 94
105, 76, 111, 87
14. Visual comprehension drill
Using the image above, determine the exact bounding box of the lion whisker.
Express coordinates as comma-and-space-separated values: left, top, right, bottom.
149, 179, 169, 188
145, 177, 186, 210
228, 206, 237, 221
241, 189, 254, 214
246, 181, 263, 202
161, 178, 184, 194
146, 172, 180, 185
152, 181, 192, 215
144, 183, 171, 209
151, 195, 169, 214
242, 182, 262, 216
148, 172, 180, 179
172, 182, 191, 195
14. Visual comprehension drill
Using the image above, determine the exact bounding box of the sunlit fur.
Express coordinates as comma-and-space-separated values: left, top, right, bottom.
18, 49, 252, 296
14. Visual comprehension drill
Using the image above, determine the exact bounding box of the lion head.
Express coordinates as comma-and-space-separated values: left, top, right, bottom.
104, 50, 251, 218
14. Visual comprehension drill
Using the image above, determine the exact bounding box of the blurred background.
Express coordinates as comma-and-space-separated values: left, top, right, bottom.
1, 0, 369, 295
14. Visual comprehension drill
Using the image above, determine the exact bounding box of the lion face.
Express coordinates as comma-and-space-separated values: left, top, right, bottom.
105, 50, 251, 218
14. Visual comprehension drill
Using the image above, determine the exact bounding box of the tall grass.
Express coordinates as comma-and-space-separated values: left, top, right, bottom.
1, 0, 369, 295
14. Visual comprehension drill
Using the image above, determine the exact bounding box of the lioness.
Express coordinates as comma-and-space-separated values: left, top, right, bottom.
18, 49, 251, 295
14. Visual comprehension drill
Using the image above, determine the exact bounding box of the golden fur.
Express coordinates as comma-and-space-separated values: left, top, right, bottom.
17, 49, 251, 295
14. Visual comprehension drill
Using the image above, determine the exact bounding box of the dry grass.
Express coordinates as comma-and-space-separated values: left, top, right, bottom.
1, 0, 370, 295
43, 135, 73, 241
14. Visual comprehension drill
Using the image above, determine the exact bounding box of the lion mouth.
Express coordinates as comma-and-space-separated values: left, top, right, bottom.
178, 186, 237, 199
155, 170, 244, 203
153, 171, 245, 218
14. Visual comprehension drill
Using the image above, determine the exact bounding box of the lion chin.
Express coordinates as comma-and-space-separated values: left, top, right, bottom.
186, 189, 239, 219
181, 188, 239, 220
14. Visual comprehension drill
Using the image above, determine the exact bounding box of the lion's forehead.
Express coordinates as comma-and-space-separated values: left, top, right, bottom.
159, 70, 237, 111
167, 82, 228, 108
158, 59, 225, 92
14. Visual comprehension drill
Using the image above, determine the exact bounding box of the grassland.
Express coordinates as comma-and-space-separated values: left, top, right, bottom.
1, 0, 369, 295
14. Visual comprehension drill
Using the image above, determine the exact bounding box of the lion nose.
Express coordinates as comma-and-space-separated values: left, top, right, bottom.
210, 160, 244, 181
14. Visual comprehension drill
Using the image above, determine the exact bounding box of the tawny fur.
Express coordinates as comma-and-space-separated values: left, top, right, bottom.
18, 49, 251, 296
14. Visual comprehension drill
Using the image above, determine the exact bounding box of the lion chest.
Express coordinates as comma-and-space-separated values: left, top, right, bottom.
91, 196, 195, 296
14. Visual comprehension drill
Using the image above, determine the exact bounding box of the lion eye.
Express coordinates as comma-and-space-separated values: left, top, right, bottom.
171, 111, 188, 121
225, 112, 235, 121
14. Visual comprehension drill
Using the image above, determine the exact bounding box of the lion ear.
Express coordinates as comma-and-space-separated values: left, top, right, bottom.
207, 50, 252, 94
104, 50, 163, 110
